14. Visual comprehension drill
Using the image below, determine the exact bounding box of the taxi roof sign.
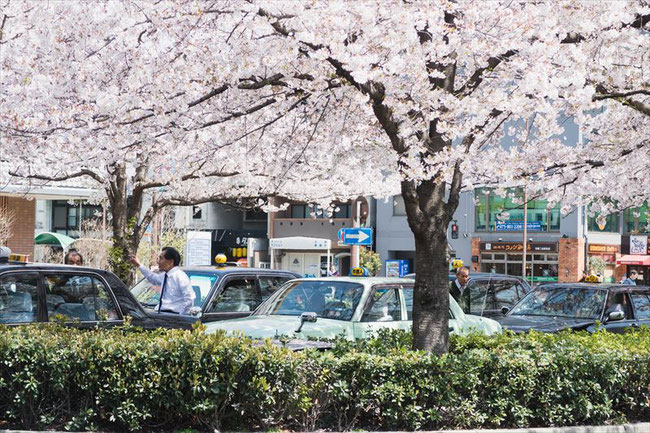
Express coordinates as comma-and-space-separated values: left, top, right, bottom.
350, 266, 369, 277
9, 253, 29, 263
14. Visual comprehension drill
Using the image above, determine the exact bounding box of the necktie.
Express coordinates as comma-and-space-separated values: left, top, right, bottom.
158, 273, 168, 312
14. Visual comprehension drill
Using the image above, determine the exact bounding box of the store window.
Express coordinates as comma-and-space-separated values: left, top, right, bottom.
624, 204, 650, 234
52, 200, 102, 236
588, 213, 620, 233
480, 252, 558, 284
475, 189, 561, 232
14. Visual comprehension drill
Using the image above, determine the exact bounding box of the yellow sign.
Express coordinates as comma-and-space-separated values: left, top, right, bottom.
350, 267, 366, 276
9, 253, 29, 263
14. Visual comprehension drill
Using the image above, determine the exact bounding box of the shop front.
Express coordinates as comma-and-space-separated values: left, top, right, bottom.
587, 244, 619, 283
478, 241, 559, 284
617, 235, 650, 285
212, 229, 267, 266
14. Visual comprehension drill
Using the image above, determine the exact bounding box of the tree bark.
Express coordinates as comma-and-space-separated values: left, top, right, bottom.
402, 177, 457, 353
105, 163, 142, 284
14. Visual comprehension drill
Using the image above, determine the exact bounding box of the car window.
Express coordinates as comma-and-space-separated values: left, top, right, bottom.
257, 280, 363, 321
361, 286, 401, 322
259, 276, 291, 301
188, 274, 217, 307
0, 273, 39, 324
493, 280, 519, 309
464, 280, 489, 315
131, 271, 218, 309
630, 292, 650, 320
510, 287, 607, 319
44, 273, 119, 322
403, 286, 454, 319
605, 292, 634, 319
208, 278, 259, 313
514, 283, 527, 298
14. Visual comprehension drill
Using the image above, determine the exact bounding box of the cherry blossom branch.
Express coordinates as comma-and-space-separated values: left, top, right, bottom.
8, 168, 103, 184
594, 87, 650, 116
454, 50, 517, 98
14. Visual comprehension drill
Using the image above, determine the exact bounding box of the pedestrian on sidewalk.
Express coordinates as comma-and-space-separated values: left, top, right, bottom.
620, 270, 638, 286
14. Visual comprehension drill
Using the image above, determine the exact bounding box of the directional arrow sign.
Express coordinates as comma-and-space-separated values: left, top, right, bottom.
338, 228, 373, 246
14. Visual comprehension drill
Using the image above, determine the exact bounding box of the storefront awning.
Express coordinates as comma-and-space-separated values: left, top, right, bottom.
616, 254, 650, 266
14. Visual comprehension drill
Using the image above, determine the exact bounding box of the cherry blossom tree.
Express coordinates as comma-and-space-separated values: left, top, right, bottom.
248, 0, 649, 352
0, 1, 394, 281
2, 0, 647, 353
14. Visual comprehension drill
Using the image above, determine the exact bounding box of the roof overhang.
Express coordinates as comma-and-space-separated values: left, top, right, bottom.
0, 184, 98, 200
616, 254, 650, 266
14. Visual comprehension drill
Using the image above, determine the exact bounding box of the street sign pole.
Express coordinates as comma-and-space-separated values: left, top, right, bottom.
353, 200, 361, 267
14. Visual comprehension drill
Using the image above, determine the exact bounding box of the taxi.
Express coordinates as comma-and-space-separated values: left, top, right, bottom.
204, 267, 502, 340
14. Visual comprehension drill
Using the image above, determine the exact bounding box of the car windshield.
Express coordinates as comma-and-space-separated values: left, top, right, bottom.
509, 286, 607, 319
255, 280, 365, 321
131, 271, 218, 309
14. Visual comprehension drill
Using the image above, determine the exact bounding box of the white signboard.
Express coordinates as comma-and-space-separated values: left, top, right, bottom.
185, 231, 212, 266
630, 235, 648, 255
269, 236, 331, 250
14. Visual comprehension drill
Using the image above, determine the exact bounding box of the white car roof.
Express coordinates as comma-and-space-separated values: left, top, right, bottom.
291, 276, 414, 286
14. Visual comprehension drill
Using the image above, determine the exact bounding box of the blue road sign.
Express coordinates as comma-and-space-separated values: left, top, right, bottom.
338, 227, 373, 246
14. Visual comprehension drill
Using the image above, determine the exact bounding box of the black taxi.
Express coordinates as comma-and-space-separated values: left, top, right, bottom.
0, 261, 194, 329
130, 266, 300, 323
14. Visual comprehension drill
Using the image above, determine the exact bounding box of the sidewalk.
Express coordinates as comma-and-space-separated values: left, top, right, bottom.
1, 422, 649, 433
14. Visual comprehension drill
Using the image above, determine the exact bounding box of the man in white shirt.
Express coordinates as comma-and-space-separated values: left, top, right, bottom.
129, 247, 195, 315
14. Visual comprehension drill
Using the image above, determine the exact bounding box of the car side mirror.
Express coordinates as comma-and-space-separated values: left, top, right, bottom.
607, 310, 625, 322
189, 307, 202, 318
295, 312, 317, 333
501, 307, 510, 316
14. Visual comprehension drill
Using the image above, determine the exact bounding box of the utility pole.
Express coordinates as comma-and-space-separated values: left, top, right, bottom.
522, 188, 528, 283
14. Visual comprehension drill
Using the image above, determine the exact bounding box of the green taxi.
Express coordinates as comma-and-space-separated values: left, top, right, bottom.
204, 275, 502, 340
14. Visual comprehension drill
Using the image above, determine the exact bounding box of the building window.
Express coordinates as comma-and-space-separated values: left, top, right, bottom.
51, 200, 102, 236
291, 204, 308, 219
587, 213, 619, 233
244, 209, 267, 221
333, 204, 351, 219
475, 188, 560, 232
624, 204, 650, 234
393, 196, 406, 216
289, 204, 327, 219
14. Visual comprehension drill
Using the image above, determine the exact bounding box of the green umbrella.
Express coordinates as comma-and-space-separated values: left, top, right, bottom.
34, 232, 76, 249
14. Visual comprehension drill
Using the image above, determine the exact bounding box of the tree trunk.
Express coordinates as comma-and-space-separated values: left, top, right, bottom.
401, 176, 460, 354
411, 226, 450, 353
106, 163, 142, 285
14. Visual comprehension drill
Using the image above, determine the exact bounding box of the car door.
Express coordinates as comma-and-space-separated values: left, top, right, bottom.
42, 270, 123, 329
0, 271, 41, 325
628, 289, 650, 330
201, 275, 260, 322
354, 284, 406, 339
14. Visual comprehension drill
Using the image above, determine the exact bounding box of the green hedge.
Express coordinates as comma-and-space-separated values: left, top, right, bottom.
0, 324, 648, 431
